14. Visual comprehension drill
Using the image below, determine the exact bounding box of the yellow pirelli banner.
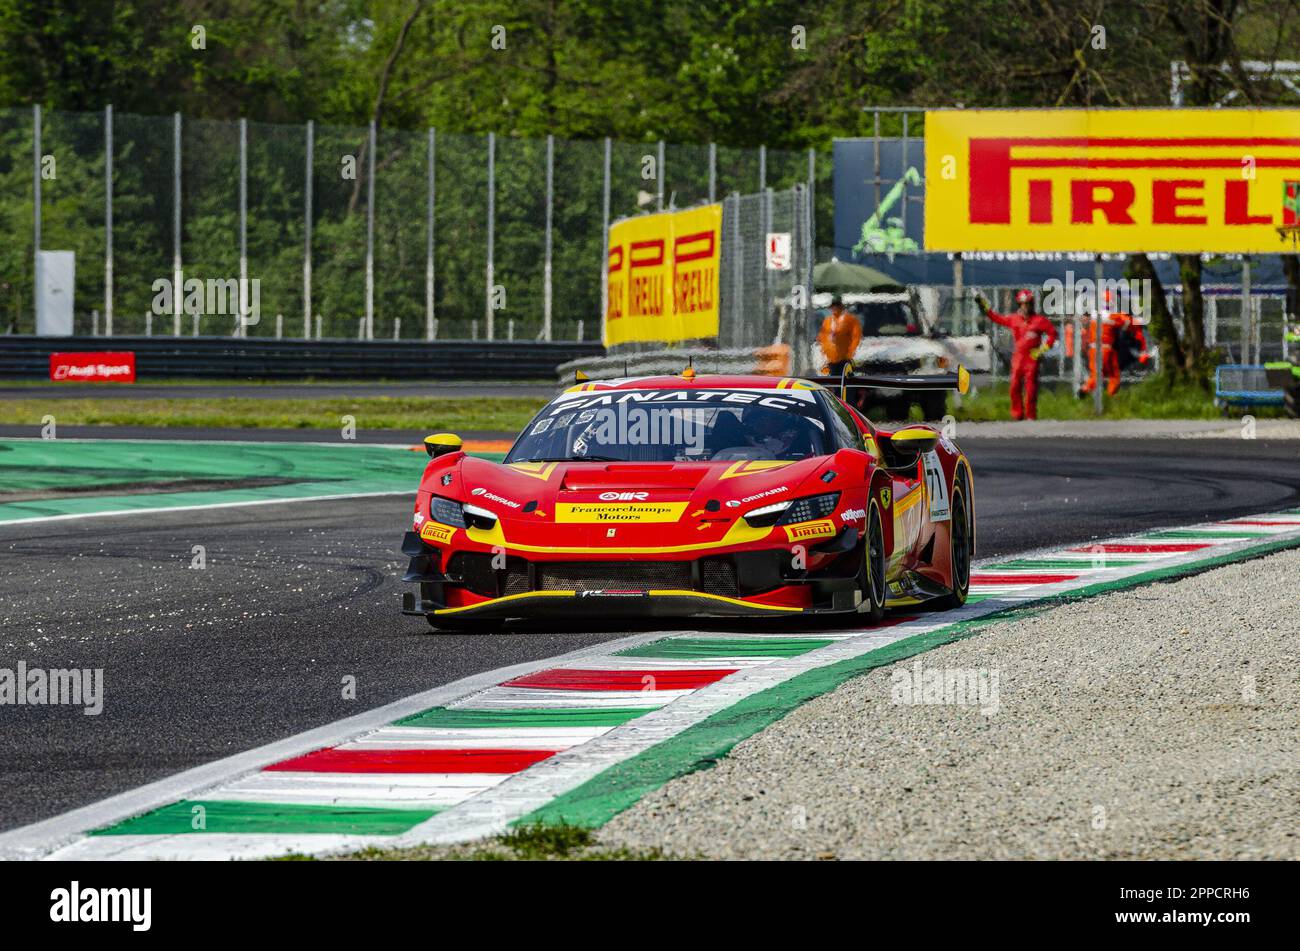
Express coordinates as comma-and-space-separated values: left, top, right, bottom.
924, 109, 1300, 253
604, 204, 721, 345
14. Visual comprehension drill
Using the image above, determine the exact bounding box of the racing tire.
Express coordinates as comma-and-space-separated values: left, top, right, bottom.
932, 478, 972, 611
859, 501, 888, 622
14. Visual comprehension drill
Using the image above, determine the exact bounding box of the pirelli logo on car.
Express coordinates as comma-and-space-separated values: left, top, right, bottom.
419, 521, 457, 544
556, 502, 688, 523
783, 519, 836, 542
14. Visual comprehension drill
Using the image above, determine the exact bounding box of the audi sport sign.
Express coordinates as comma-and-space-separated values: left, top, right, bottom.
49, 352, 136, 383
924, 109, 1300, 253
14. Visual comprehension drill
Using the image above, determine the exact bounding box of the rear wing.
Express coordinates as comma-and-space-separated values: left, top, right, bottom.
809, 363, 970, 401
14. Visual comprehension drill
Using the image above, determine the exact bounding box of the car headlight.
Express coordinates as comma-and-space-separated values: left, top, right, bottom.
430, 495, 466, 527
429, 495, 499, 530
743, 499, 792, 528
744, 492, 840, 528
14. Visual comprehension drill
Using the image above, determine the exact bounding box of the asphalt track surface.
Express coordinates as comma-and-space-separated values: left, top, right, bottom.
1, 436, 1298, 832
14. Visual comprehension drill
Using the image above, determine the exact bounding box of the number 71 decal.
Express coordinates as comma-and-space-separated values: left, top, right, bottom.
922, 451, 951, 522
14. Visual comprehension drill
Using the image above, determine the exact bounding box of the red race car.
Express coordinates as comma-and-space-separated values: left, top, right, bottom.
400, 368, 974, 631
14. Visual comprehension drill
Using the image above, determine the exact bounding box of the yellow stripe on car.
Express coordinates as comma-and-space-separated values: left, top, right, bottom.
893, 485, 923, 514
434, 588, 804, 616
646, 590, 802, 612
434, 591, 577, 615
718, 460, 794, 480
505, 461, 559, 481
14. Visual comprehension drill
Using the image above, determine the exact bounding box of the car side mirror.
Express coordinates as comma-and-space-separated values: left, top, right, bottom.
424, 433, 463, 458
888, 426, 939, 461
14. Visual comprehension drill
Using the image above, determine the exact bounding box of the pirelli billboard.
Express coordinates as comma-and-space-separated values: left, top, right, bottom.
604, 204, 721, 346
924, 109, 1300, 253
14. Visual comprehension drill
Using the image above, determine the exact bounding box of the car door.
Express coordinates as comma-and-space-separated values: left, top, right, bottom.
844, 402, 927, 569
887, 452, 928, 566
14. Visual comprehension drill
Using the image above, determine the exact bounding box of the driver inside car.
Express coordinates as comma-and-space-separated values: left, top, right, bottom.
743, 406, 810, 459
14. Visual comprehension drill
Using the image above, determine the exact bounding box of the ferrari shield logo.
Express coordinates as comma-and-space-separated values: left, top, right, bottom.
880, 487, 892, 508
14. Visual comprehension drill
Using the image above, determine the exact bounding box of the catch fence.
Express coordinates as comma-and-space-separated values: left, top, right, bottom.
2, 106, 822, 345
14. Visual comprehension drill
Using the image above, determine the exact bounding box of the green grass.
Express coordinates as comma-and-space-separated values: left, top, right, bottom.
951, 376, 1286, 421
0, 395, 547, 432
295, 823, 676, 862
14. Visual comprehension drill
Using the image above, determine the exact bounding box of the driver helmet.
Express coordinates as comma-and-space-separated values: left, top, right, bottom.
747, 406, 799, 440
1015, 289, 1034, 304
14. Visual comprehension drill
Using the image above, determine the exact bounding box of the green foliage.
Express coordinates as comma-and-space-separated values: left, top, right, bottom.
497, 822, 594, 858
332, 821, 674, 860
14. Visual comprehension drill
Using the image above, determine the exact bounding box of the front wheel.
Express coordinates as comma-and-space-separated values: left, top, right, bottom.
859, 501, 887, 622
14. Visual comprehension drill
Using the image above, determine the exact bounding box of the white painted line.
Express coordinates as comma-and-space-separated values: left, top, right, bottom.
206, 790, 487, 810
450, 688, 679, 709
0, 489, 412, 527
342, 726, 612, 749
551, 655, 771, 671
45, 833, 395, 862
222, 771, 511, 793
212, 772, 512, 807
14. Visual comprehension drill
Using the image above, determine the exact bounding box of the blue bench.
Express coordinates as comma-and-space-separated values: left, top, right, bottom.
1214, 364, 1285, 408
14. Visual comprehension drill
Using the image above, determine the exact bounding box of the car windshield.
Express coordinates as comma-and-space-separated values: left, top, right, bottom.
505, 387, 832, 463
854, 301, 915, 336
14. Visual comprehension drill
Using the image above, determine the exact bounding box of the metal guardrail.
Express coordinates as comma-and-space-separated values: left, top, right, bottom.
0, 336, 604, 380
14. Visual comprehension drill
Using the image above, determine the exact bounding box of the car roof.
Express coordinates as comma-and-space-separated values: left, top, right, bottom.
562, 374, 823, 393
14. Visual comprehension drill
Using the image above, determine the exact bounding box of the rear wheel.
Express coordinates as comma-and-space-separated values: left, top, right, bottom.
859, 501, 887, 622
933, 480, 972, 610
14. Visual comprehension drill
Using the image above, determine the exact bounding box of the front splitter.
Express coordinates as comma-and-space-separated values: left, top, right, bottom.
402, 588, 810, 620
